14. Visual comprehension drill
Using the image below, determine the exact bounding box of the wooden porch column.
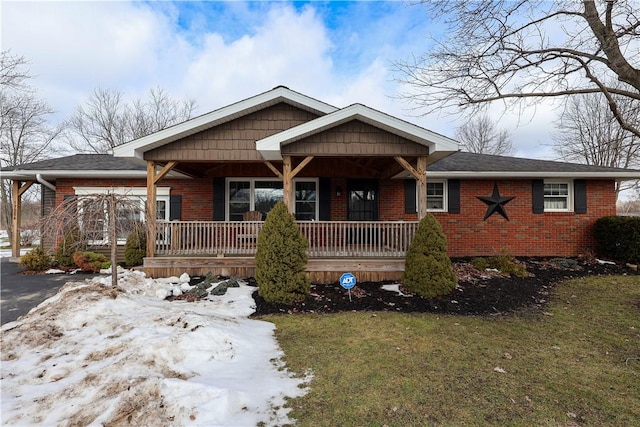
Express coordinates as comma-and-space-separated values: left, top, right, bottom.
11, 180, 34, 258
267, 156, 314, 214
146, 160, 177, 257
394, 156, 428, 219
146, 161, 157, 258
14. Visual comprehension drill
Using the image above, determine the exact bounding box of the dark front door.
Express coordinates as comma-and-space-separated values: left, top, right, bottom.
347, 179, 379, 221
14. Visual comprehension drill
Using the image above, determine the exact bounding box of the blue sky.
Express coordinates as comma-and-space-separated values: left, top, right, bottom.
1, 1, 558, 158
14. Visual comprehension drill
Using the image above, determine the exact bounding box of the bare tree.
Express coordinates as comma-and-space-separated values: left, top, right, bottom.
393, 1, 640, 139
40, 193, 147, 287
0, 50, 62, 241
455, 115, 513, 155
66, 86, 197, 153
553, 89, 639, 196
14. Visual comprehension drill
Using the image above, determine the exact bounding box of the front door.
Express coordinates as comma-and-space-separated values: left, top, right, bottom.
347, 179, 379, 221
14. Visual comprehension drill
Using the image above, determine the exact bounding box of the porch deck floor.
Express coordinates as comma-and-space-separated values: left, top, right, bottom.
143, 256, 406, 283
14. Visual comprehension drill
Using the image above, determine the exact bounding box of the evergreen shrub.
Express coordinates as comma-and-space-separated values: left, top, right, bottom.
255, 201, 310, 304
124, 227, 146, 267
471, 254, 528, 277
403, 213, 457, 298
594, 216, 640, 263
20, 246, 52, 271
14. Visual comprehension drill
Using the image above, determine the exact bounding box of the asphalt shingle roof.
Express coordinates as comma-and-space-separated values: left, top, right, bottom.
3, 154, 145, 172
427, 151, 637, 174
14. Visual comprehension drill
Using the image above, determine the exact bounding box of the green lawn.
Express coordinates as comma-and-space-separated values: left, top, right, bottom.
262, 275, 640, 426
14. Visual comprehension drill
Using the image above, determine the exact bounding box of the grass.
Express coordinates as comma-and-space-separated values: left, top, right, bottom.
261, 275, 640, 426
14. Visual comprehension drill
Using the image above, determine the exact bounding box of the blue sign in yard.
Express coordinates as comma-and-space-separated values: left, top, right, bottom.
340, 272, 356, 290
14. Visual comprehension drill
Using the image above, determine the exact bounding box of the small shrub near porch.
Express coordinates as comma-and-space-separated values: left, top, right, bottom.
403, 213, 457, 297
255, 201, 310, 304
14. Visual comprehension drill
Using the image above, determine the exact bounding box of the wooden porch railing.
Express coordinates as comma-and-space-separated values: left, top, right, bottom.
154, 221, 419, 257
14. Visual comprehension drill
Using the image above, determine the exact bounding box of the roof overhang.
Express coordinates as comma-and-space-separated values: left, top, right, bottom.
256, 103, 460, 160
423, 171, 640, 180
0, 170, 189, 181
112, 86, 338, 160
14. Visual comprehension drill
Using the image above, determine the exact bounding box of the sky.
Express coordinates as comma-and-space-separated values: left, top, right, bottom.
1, 0, 563, 160
1, 269, 311, 426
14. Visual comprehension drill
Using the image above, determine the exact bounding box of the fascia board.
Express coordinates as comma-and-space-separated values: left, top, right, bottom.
424, 171, 640, 180
113, 87, 338, 159
256, 104, 460, 159
0, 170, 190, 180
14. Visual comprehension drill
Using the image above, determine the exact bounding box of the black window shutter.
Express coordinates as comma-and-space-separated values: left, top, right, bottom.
404, 180, 417, 214
448, 179, 460, 214
213, 177, 225, 221
319, 178, 331, 220
169, 195, 182, 220
532, 180, 544, 214
574, 179, 587, 214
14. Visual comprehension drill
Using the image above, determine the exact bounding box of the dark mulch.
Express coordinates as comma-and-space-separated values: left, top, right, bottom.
251, 258, 638, 317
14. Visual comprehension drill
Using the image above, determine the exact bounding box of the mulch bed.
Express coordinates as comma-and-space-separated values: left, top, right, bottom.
251, 258, 638, 317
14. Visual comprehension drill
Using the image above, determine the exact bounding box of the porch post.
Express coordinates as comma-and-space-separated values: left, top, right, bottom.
394, 156, 428, 219
283, 156, 293, 213
146, 161, 157, 258
417, 156, 427, 220
11, 180, 34, 258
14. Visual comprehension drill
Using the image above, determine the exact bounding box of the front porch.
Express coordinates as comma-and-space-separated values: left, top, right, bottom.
144, 220, 418, 282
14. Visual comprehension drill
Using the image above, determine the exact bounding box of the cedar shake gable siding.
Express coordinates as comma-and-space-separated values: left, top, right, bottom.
282, 120, 431, 157
144, 103, 321, 162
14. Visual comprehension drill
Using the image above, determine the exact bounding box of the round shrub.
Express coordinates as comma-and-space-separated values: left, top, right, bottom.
124, 227, 146, 267
403, 213, 457, 298
72, 251, 110, 273
20, 246, 52, 271
255, 201, 310, 304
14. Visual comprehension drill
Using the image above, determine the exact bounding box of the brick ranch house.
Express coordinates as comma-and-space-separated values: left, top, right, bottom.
3, 86, 638, 282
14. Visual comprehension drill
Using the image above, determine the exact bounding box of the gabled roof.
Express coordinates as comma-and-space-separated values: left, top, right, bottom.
112, 86, 338, 160
256, 103, 460, 160
425, 152, 640, 179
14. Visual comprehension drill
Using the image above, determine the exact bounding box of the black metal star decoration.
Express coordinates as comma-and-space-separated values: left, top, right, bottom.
477, 183, 515, 221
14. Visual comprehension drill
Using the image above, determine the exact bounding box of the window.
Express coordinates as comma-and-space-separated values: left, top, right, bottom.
544, 182, 571, 211
295, 180, 318, 220
427, 181, 447, 212
74, 187, 170, 244
227, 179, 318, 220
228, 179, 283, 221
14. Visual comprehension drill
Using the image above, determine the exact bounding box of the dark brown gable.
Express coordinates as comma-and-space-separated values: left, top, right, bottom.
282, 120, 431, 157
145, 103, 320, 162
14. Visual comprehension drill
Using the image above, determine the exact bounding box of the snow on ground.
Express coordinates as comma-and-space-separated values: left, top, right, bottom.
1, 270, 310, 426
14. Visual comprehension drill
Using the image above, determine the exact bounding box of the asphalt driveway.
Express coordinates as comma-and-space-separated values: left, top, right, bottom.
1, 258, 97, 325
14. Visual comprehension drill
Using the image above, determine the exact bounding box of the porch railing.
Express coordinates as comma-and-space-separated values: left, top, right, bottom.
154, 221, 419, 257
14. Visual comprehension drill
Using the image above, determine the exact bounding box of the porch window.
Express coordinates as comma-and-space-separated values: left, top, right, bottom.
544, 182, 571, 211
228, 179, 283, 221
426, 181, 447, 212
294, 180, 318, 220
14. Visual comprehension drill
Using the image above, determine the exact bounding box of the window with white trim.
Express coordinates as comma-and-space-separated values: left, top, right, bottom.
427, 180, 447, 212
227, 178, 319, 220
228, 179, 283, 221
74, 187, 170, 244
294, 179, 318, 220
544, 181, 572, 211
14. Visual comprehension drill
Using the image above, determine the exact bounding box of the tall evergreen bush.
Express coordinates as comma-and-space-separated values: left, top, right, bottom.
403, 213, 457, 298
255, 201, 310, 304
124, 227, 146, 267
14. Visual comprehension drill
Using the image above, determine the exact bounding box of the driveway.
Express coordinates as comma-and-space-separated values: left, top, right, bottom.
1, 258, 97, 325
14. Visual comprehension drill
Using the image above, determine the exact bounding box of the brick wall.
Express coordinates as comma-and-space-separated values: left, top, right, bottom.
55, 178, 214, 220
330, 178, 616, 258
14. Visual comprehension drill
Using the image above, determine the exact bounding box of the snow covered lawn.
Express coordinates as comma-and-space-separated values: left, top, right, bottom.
1, 270, 309, 426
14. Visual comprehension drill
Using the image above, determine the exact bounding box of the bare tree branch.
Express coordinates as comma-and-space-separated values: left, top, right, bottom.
393, 0, 640, 138
455, 114, 514, 155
